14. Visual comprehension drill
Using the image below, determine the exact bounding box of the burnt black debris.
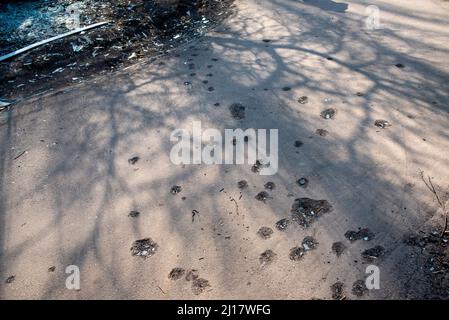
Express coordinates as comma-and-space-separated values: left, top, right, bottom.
374, 119, 391, 129
128, 210, 140, 218
185, 269, 199, 281
171, 185, 182, 194
229, 103, 246, 120
362, 245, 385, 262
255, 191, 270, 203
302, 236, 318, 251
297, 177, 309, 188
344, 228, 375, 242
238, 180, 248, 189
352, 279, 368, 297
130, 238, 158, 258
128, 156, 139, 165
291, 198, 332, 227
257, 227, 274, 239
264, 182, 276, 190
192, 278, 210, 295
259, 249, 277, 266
275, 218, 290, 231
294, 140, 304, 147
332, 242, 346, 257
298, 96, 309, 104
331, 282, 345, 300
5, 275, 15, 284
168, 268, 185, 280
320, 108, 336, 119
289, 246, 305, 261
316, 129, 328, 137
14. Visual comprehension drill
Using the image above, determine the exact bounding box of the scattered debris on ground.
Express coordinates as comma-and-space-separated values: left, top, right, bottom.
291, 198, 332, 227
255, 191, 270, 203
128, 156, 139, 165
48, 266, 56, 272
0, 0, 234, 100
257, 226, 274, 239
331, 242, 346, 257
185, 269, 199, 282
168, 267, 185, 280
298, 96, 308, 104
316, 129, 329, 137
297, 177, 309, 188
130, 238, 158, 258
192, 278, 210, 295
302, 236, 318, 251
344, 228, 375, 242
237, 180, 248, 189
264, 181, 275, 190
5, 275, 15, 284
289, 246, 305, 261
320, 108, 336, 120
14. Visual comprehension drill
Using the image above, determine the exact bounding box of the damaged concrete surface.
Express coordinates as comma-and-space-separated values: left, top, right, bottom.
1, 0, 449, 299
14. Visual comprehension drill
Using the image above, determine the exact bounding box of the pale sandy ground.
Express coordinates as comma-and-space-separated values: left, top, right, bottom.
1, 0, 449, 299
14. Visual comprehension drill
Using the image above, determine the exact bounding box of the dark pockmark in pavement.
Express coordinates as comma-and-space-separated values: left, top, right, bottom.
344, 228, 375, 242
362, 245, 385, 262
48, 266, 56, 272
168, 268, 185, 280
257, 227, 274, 239
316, 129, 329, 137
332, 242, 346, 257
130, 238, 158, 258
192, 278, 211, 295
302, 236, 318, 251
208, 86, 215, 92
128, 210, 140, 218
289, 246, 305, 261
192, 209, 199, 223
264, 181, 275, 190
128, 156, 139, 165
5, 275, 15, 284
294, 140, 304, 147
298, 96, 309, 104
320, 108, 336, 120
229, 103, 246, 120
291, 198, 332, 227
374, 120, 391, 129
255, 191, 270, 203
331, 281, 345, 300
185, 269, 199, 282
238, 180, 248, 189
352, 279, 368, 297
171, 185, 182, 194
297, 177, 309, 188
282, 86, 291, 91
395, 63, 405, 69
275, 218, 290, 231
259, 249, 277, 266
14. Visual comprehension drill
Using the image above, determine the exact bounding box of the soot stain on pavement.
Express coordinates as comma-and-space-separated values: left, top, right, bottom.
275, 218, 290, 231
185, 269, 199, 281
289, 246, 305, 261
331, 282, 345, 300
128, 210, 140, 218
291, 198, 332, 228
332, 242, 346, 257
352, 279, 368, 297
168, 268, 185, 280
302, 236, 318, 251
361, 245, 385, 262
320, 108, 336, 119
238, 180, 248, 189
344, 228, 375, 242
229, 103, 246, 120
128, 156, 139, 165
257, 227, 274, 239
264, 181, 275, 190
255, 191, 270, 203
316, 129, 329, 137
294, 140, 304, 147
192, 278, 211, 295
259, 250, 277, 266
171, 185, 182, 194
130, 238, 158, 258
297, 177, 309, 188
298, 96, 309, 104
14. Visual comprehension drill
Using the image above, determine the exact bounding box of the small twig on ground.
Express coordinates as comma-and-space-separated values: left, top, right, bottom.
419, 170, 448, 237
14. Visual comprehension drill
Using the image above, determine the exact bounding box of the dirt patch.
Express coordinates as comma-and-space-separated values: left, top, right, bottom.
168, 267, 185, 280
257, 226, 273, 239
297, 96, 308, 104
130, 238, 158, 258
0, 0, 234, 100
291, 198, 332, 227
